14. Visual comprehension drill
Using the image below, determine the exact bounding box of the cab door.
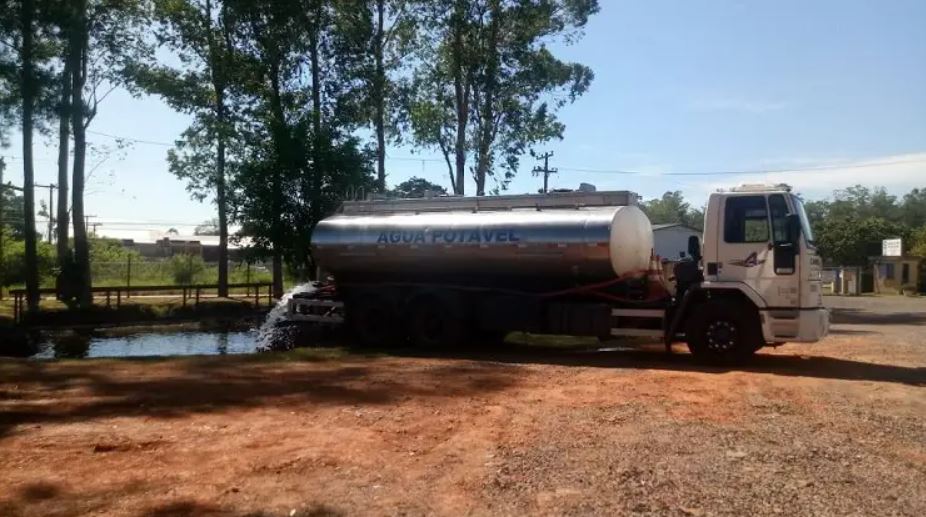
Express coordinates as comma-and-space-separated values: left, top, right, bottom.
714, 194, 799, 307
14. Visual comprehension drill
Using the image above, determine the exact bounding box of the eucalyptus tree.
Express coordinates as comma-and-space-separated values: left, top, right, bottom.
409, 0, 598, 196
0, 0, 59, 312
129, 0, 238, 297
228, 0, 374, 295
61, 0, 149, 307
358, 0, 421, 192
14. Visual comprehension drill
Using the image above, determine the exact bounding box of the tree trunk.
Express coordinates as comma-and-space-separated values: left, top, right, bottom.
373, 0, 386, 192
56, 59, 72, 265
210, 0, 229, 298
451, 0, 468, 196
215, 103, 228, 297
70, 0, 92, 307
474, 0, 499, 197
20, 0, 39, 313
268, 59, 287, 300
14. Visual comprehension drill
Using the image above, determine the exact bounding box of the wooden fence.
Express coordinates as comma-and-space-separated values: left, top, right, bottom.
10, 282, 275, 324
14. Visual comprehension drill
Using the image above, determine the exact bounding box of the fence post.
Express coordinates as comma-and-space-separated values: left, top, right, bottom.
126, 255, 132, 299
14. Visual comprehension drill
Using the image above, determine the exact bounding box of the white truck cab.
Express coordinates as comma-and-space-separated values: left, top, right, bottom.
699, 184, 829, 344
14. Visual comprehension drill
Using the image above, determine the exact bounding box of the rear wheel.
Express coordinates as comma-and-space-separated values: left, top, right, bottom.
346, 295, 402, 348
685, 300, 761, 363
406, 295, 467, 349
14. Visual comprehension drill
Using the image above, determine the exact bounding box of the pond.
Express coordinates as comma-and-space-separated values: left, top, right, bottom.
30, 328, 261, 359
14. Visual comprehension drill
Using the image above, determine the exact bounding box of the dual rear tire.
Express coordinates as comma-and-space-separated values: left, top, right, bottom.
345, 292, 467, 349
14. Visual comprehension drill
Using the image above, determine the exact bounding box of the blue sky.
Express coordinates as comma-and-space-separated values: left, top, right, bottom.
2, 0, 925, 238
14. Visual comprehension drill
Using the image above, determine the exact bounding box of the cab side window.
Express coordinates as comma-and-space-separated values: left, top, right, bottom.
769, 194, 790, 243
724, 195, 769, 243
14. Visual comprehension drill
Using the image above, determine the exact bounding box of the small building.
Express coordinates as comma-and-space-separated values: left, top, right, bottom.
822, 266, 862, 295
652, 223, 701, 261
870, 256, 922, 294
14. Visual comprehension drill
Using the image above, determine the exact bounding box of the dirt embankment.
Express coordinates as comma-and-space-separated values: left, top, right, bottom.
1, 296, 925, 516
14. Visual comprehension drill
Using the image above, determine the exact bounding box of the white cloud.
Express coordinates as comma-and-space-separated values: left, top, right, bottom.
698, 152, 926, 200
688, 97, 789, 114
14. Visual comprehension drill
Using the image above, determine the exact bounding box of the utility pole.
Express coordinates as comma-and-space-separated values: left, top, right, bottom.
532, 151, 558, 194
35, 183, 56, 243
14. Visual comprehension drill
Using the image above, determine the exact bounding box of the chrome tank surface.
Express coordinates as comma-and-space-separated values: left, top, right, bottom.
311, 205, 654, 281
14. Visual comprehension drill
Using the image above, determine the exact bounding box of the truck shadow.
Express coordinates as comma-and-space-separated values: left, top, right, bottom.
392, 342, 926, 388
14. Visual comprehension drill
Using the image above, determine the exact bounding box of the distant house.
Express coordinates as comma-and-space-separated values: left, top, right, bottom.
118, 235, 248, 262
652, 223, 701, 261
870, 255, 923, 294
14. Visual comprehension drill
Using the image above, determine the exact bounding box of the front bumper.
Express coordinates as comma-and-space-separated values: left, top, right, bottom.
762, 307, 829, 343
796, 307, 829, 342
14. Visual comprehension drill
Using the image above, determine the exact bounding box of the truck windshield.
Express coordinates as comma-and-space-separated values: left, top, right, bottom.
793, 196, 815, 245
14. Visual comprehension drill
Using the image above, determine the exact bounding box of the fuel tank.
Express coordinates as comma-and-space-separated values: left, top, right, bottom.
311, 205, 654, 282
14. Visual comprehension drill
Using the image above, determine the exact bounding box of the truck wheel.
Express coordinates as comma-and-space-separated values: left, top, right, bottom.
346, 296, 401, 348
407, 296, 466, 349
685, 300, 761, 363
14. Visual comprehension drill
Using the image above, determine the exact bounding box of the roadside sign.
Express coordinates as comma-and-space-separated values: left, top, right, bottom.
882, 238, 902, 257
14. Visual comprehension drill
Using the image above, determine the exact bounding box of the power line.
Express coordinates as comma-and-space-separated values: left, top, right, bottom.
86, 129, 174, 147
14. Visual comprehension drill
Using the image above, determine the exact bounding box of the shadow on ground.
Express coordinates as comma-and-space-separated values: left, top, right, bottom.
0, 352, 519, 439
829, 307, 926, 325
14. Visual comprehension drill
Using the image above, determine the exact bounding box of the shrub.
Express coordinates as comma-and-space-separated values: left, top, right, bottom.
169, 254, 206, 285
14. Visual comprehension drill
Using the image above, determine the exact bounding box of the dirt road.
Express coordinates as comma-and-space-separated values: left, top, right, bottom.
1, 296, 924, 516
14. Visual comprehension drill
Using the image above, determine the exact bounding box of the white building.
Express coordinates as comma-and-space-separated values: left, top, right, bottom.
652, 223, 701, 261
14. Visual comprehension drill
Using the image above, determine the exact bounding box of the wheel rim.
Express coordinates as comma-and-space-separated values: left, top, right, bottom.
705, 320, 738, 352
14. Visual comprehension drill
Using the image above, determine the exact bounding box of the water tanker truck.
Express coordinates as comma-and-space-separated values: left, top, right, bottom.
288, 185, 828, 361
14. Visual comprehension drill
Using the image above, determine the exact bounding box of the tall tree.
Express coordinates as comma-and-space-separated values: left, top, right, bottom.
409, 0, 598, 196
228, 0, 374, 295
1, 0, 57, 311
65, 0, 148, 307
131, 0, 236, 297
361, 0, 419, 192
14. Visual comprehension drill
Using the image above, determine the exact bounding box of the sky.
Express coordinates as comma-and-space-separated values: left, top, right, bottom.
2, 0, 925, 240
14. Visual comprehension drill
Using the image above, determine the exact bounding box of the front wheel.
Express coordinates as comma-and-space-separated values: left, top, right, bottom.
685, 300, 762, 363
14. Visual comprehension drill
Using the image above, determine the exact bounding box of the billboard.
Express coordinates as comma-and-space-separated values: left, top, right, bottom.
882, 238, 902, 257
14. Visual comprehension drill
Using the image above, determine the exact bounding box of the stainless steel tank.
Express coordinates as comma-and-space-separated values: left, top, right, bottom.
311, 205, 654, 281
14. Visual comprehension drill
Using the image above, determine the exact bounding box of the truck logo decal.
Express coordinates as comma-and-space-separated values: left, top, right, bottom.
376, 229, 520, 245
729, 252, 765, 268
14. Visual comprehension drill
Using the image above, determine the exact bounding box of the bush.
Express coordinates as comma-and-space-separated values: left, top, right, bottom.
1, 228, 57, 288
169, 254, 207, 285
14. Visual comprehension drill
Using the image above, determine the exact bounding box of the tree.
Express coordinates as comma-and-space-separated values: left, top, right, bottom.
409, 0, 598, 195
360, 0, 419, 192
641, 191, 704, 231
228, 0, 375, 295
1, 0, 58, 312
130, 0, 236, 297
64, 0, 149, 307
390, 176, 448, 198
194, 218, 221, 236
814, 216, 907, 266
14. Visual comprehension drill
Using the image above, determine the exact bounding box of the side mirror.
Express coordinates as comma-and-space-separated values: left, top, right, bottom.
687, 235, 702, 262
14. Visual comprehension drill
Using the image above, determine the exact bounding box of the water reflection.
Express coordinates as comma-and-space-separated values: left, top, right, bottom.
32, 329, 259, 359
52, 332, 92, 359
